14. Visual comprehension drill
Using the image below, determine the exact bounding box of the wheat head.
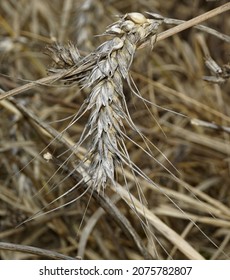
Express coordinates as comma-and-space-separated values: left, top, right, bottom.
48, 13, 163, 192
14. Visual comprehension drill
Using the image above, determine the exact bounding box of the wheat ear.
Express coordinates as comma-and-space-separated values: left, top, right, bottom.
48, 13, 163, 192
81, 13, 163, 192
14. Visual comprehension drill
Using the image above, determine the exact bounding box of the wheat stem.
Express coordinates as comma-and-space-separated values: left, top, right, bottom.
152, 2, 230, 44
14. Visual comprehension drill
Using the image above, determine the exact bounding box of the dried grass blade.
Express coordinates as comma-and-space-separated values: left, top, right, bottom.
115, 184, 205, 260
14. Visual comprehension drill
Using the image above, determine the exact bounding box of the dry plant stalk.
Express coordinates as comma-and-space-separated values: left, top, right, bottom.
203, 56, 230, 84
48, 13, 163, 192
